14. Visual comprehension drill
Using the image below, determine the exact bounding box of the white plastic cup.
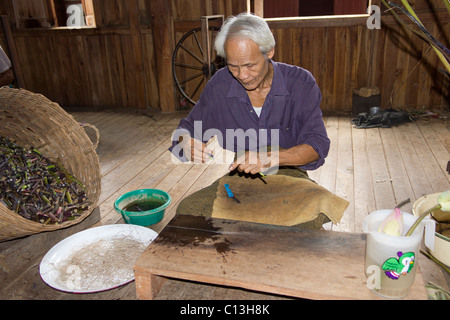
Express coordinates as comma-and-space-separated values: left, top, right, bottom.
363, 210, 435, 298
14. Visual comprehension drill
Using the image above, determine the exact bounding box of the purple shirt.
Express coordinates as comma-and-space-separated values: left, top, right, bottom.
170, 61, 330, 171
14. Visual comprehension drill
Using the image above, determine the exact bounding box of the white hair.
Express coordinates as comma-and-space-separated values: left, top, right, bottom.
214, 13, 276, 58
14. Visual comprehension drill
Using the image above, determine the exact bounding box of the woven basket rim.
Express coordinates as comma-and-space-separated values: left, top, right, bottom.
0, 87, 101, 241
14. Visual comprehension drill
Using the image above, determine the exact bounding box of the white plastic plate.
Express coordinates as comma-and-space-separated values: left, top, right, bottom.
39, 224, 158, 293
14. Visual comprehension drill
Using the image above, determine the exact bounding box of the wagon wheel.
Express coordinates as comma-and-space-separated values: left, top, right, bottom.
172, 26, 226, 106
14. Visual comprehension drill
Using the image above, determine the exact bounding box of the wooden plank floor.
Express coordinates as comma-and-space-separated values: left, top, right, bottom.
71, 111, 450, 299
71, 111, 450, 234
2, 111, 448, 300
72, 111, 232, 233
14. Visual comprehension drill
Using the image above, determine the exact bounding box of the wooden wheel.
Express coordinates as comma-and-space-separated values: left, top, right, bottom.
172, 26, 226, 106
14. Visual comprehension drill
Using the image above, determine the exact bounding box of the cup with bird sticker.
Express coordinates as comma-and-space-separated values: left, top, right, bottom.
363, 209, 434, 298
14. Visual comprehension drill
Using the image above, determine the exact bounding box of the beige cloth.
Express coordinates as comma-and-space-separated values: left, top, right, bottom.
212, 175, 349, 227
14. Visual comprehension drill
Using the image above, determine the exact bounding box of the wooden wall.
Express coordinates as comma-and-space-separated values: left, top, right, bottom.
269, 0, 449, 113
1, 0, 160, 111
0, 0, 448, 113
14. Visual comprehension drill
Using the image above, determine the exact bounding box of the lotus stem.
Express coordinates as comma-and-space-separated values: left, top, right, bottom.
383, 0, 450, 74
405, 203, 441, 236
420, 249, 450, 274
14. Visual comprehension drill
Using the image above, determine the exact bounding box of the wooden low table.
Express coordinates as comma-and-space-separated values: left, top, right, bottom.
134, 215, 428, 300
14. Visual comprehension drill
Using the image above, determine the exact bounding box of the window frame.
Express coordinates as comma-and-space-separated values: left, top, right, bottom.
248, 0, 373, 27
12, 0, 96, 30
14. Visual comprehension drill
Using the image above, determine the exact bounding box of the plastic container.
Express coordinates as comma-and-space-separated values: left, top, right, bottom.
363, 209, 435, 298
370, 106, 381, 115
413, 193, 450, 267
114, 189, 171, 226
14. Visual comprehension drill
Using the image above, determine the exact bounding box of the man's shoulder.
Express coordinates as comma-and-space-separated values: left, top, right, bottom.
199, 67, 237, 100
274, 61, 315, 82
204, 67, 231, 89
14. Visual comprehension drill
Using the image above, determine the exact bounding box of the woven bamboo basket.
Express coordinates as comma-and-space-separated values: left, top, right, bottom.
0, 87, 101, 242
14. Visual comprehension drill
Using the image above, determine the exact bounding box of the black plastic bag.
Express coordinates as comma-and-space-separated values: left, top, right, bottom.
351, 108, 414, 129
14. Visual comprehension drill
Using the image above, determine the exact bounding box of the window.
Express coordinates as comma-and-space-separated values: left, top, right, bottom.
12, 0, 96, 29
249, 0, 370, 19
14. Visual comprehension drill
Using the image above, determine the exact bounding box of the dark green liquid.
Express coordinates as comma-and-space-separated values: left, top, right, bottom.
123, 199, 166, 212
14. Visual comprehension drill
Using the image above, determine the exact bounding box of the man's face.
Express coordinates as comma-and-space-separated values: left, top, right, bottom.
225, 37, 274, 91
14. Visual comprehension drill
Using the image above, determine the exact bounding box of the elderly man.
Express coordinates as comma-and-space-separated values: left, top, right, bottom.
171, 13, 329, 174
169, 13, 344, 229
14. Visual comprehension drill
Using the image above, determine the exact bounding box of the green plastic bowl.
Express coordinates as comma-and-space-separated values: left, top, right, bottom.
114, 189, 171, 226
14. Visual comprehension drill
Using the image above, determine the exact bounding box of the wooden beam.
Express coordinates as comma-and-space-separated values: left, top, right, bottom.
254, 0, 264, 17
265, 9, 449, 29
149, 0, 176, 113
129, 0, 148, 110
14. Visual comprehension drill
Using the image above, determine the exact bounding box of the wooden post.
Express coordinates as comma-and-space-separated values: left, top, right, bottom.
253, 0, 264, 17
134, 272, 166, 300
201, 15, 224, 80
129, 0, 148, 110
149, 0, 176, 113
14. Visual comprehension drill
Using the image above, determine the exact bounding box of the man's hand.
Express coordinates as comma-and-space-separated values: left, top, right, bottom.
229, 144, 319, 174
229, 150, 276, 174
180, 135, 213, 163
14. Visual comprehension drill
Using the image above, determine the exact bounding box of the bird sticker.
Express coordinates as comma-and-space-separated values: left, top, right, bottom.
382, 251, 415, 280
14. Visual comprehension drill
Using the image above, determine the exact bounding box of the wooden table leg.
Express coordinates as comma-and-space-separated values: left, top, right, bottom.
135, 271, 166, 300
